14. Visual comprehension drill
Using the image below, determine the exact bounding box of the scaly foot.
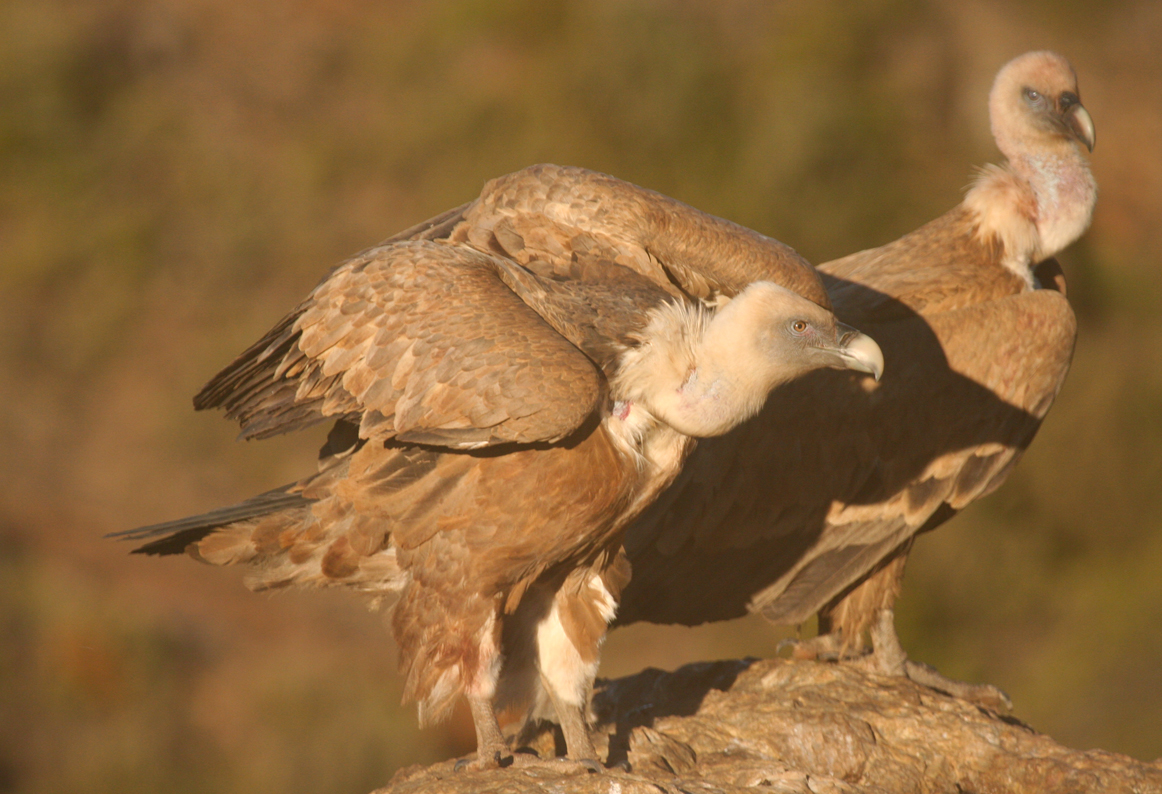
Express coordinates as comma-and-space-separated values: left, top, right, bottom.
779, 610, 1012, 712
453, 749, 508, 772
865, 608, 1012, 711
457, 693, 515, 771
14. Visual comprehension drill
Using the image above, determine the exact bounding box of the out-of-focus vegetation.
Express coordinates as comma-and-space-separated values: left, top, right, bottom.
1, 1, 1159, 791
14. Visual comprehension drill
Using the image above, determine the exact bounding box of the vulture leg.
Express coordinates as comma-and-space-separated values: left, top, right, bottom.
460, 692, 598, 774
826, 546, 911, 659
779, 546, 911, 663
453, 613, 515, 771
527, 572, 614, 768
458, 694, 511, 771
792, 550, 1013, 711
542, 684, 600, 767
868, 610, 1014, 711
832, 556, 1013, 710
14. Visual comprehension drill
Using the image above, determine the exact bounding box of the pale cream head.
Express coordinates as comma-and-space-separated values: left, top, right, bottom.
967, 50, 1098, 273
990, 50, 1095, 159
628, 282, 883, 438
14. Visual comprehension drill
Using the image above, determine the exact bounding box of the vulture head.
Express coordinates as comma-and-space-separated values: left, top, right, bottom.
622, 281, 884, 438
970, 50, 1097, 267
989, 50, 1095, 158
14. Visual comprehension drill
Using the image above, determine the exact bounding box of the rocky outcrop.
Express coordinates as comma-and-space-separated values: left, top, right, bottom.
377, 658, 1162, 794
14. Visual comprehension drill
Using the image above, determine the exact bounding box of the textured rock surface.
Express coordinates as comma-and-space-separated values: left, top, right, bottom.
376, 658, 1162, 794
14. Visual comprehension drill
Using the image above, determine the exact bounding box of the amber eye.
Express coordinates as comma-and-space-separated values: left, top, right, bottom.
790, 320, 809, 335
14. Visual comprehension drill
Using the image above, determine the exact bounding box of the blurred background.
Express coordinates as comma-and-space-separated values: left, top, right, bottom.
2, 0, 1160, 791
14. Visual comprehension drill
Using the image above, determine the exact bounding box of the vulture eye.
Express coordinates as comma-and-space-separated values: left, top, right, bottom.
1023, 87, 1042, 103
790, 319, 809, 335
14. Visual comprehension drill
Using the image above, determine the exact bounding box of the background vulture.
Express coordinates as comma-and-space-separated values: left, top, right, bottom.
113, 166, 883, 768
617, 51, 1096, 705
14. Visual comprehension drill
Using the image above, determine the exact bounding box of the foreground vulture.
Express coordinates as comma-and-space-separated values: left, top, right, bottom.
114, 165, 883, 769
617, 51, 1096, 702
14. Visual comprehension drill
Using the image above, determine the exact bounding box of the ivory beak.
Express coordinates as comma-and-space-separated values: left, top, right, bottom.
833, 323, 884, 381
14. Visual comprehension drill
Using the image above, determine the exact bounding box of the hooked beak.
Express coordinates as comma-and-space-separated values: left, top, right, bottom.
1066, 104, 1095, 152
830, 323, 884, 381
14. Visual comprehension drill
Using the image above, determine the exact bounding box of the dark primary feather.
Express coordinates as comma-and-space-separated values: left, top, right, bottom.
109, 486, 311, 556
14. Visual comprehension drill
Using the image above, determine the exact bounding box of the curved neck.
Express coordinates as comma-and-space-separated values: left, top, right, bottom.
1006, 147, 1097, 259
964, 145, 1095, 285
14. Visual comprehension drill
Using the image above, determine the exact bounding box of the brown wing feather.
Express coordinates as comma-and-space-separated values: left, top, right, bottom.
194, 240, 604, 447
822, 206, 1026, 322
489, 255, 674, 374
443, 164, 829, 308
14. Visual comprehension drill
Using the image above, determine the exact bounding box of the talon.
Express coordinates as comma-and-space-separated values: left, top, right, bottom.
454, 750, 507, 772
904, 660, 1013, 711
580, 758, 603, 774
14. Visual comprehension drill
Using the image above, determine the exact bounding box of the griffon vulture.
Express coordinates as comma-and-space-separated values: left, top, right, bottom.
616, 51, 1095, 705
114, 166, 883, 769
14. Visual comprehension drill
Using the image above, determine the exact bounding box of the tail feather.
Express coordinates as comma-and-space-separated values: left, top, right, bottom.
109, 486, 312, 556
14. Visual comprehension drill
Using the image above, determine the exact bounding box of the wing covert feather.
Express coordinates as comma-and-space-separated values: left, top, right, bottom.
447, 164, 830, 308
195, 240, 603, 447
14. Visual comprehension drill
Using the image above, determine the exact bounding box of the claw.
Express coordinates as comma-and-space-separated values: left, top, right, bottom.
608, 757, 631, 772
904, 660, 1013, 712
869, 609, 1013, 712
453, 750, 507, 772
579, 758, 603, 774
